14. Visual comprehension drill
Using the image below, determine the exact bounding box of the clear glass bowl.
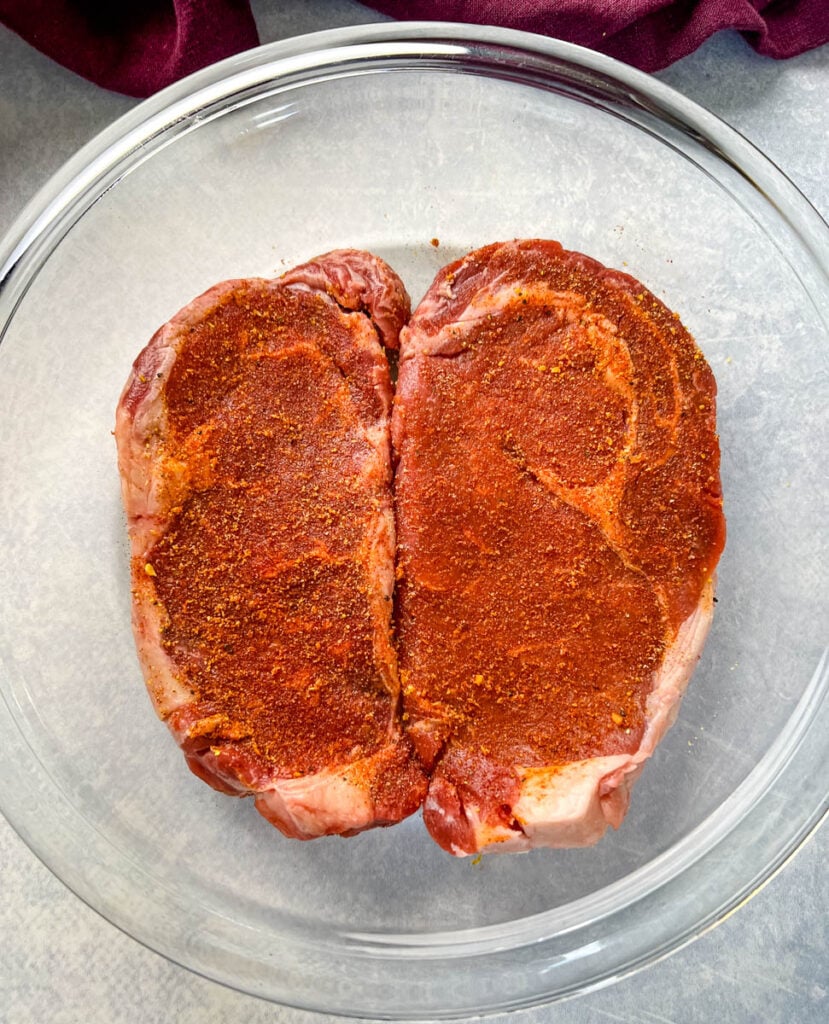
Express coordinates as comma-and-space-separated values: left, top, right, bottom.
0, 23, 826, 1019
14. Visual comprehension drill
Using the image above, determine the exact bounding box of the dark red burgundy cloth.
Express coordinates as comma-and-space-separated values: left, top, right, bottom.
0, 0, 259, 97
366, 0, 829, 71
0, 0, 827, 96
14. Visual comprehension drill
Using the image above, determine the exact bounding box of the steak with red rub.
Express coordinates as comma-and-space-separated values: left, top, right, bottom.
116, 250, 427, 839
393, 240, 725, 855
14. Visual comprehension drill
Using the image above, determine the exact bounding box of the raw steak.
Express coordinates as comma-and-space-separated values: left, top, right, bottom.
116, 250, 427, 839
393, 240, 725, 855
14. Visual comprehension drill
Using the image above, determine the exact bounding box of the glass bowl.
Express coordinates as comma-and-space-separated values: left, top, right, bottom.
0, 23, 826, 1019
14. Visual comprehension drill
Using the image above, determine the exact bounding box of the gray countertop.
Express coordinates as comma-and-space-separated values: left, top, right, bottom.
1, 2, 827, 1022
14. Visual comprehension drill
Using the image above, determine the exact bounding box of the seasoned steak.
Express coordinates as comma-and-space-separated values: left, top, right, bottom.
116, 250, 427, 838
392, 240, 725, 855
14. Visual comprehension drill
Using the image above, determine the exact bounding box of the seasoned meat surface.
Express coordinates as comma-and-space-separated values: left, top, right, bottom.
393, 240, 725, 854
117, 240, 724, 854
116, 250, 427, 838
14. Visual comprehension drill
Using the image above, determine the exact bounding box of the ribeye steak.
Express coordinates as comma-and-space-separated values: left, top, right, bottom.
116, 250, 427, 838
392, 240, 725, 854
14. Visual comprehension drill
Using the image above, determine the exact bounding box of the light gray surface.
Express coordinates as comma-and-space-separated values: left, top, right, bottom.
0, 3, 827, 1022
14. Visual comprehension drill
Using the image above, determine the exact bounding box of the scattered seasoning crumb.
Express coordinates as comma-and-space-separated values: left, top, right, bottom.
430, 237, 440, 248
144, 562, 157, 577
471, 854, 483, 866
611, 711, 624, 726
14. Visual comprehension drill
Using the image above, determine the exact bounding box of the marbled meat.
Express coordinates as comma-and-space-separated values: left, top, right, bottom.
392, 239, 725, 855
115, 250, 428, 839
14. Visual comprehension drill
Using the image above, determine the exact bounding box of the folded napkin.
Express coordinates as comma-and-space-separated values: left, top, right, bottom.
1, 0, 827, 96
0, 0, 258, 96
366, 0, 829, 71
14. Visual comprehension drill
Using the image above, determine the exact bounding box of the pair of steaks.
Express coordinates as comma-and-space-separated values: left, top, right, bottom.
115, 242, 725, 856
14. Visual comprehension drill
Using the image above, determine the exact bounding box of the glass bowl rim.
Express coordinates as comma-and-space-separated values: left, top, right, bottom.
0, 21, 827, 1017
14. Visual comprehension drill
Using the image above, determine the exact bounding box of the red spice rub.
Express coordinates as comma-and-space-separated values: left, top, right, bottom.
117, 241, 725, 854
116, 250, 427, 838
393, 240, 725, 853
